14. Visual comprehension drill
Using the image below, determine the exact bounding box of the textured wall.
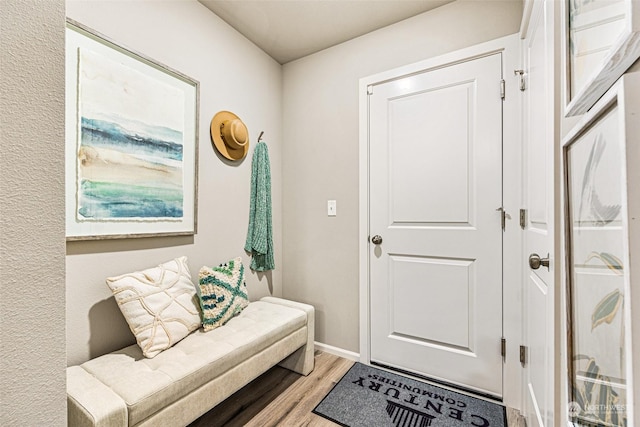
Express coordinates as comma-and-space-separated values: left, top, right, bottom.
281, 0, 523, 353
0, 0, 67, 424
65, 0, 283, 366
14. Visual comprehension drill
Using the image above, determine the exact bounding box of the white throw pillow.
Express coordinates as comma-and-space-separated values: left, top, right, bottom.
106, 256, 202, 358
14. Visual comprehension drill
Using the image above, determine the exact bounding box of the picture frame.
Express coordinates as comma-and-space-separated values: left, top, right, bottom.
65, 19, 199, 240
563, 0, 640, 116
562, 72, 640, 426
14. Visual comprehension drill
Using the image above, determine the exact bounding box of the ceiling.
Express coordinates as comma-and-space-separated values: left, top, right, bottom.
199, 0, 455, 64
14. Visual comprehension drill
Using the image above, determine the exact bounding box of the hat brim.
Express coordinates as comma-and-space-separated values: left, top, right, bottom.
210, 111, 249, 161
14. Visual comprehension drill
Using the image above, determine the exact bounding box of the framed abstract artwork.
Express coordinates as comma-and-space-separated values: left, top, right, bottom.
65, 20, 199, 240
564, 0, 640, 116
563, 72, 640, 426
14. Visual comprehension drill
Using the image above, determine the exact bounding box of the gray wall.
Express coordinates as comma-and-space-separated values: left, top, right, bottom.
281, 0, 524, 353
0, 3, 526, 421
65, 0, 284, 366
1, 0, 67, 424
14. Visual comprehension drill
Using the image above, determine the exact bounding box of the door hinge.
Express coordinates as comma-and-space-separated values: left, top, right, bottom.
514, 69, 526, 91
496, 207, 506, 231
519, 208, 526, 229
367, 85, 373, 95
500, 79, 505, 100
520, 345, 527, 366
501, 338, 506, 361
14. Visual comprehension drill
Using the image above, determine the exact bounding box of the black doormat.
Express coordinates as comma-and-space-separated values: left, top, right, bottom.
313, 363, 506, 427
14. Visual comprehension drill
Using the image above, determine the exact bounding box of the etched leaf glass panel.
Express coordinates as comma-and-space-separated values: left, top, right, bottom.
568, 0, 626, 100
565, 105, 627, 426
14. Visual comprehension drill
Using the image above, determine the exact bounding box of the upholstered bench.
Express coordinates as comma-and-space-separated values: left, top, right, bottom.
67, 297, 314, 427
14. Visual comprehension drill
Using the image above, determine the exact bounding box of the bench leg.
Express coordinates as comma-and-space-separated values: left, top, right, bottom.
260, 297, 315, 375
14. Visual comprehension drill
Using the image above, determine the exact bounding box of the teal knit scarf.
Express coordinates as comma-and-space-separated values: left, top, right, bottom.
244, 141, 274, 271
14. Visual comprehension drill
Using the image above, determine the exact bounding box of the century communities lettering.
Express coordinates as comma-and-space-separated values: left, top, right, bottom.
352, 374, 492, 426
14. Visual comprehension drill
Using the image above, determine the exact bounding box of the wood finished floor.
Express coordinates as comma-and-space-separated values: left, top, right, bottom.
189, 351, 525, 427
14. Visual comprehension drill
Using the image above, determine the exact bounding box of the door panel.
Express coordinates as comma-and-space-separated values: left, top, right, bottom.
527, 273, 550, 425
522, 0, 556, 425
390, 255, 473, 350
389, 82, 472, 223
369, 53, 503, 398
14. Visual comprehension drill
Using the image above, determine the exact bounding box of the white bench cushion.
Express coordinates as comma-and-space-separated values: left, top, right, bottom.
78, 300, 307, 425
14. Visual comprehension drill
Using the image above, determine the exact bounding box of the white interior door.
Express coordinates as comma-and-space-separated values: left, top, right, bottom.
521, 0, 556, 425
368, 53, 504, 398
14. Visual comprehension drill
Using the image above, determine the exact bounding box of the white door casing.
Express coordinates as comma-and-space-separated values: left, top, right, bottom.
359, 34, 523, 410
368, 52, 503, 398
520, 0, 558, 425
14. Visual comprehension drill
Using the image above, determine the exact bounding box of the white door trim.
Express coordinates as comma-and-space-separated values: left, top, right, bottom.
358, 33, 523, 410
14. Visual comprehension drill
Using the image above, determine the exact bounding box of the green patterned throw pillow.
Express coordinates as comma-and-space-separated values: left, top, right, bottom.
198, 257, 249, 332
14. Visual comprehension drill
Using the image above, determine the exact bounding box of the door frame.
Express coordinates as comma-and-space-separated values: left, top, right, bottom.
358, 33, 523, 410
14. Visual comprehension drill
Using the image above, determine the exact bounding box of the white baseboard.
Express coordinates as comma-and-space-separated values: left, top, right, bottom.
314, 341, 360, 361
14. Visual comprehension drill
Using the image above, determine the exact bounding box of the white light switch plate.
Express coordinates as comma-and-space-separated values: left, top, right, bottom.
327, 200, 337, 216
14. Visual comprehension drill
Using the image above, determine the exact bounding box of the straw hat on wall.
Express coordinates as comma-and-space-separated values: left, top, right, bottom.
210, 111, 249, 161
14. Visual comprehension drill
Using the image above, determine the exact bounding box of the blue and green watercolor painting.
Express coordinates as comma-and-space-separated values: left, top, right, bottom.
77, 48, 185, 221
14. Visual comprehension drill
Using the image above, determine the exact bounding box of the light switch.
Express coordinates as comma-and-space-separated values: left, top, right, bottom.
327, 200, 337, 216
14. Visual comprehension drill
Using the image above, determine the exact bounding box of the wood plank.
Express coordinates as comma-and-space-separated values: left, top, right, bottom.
189, 351, 353, 427
243, 352, 353, 427
506, 407, 526, 427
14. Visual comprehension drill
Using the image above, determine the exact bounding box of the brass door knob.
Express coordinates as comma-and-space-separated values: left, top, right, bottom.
529, 253, 549, 270
371, 235, 383, 245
